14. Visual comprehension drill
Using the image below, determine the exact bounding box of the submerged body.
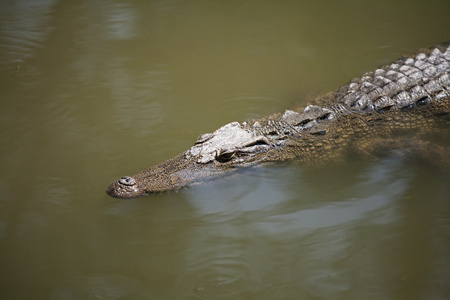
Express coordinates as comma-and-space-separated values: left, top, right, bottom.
107, 42, 450, 198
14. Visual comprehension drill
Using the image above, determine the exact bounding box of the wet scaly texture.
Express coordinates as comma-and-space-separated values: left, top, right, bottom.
107, 42, 450, 198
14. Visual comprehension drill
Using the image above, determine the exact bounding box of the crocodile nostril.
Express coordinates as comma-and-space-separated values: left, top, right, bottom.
119, 176, 136, 186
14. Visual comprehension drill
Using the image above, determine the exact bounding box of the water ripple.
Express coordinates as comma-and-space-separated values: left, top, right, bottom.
51, 274, 149, 299
176, 251, 262, 299
0, 0, 55, 68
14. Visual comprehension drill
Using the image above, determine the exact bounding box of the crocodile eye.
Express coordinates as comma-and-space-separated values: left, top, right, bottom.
215, 150, 235, 163
119, 176, 136, 186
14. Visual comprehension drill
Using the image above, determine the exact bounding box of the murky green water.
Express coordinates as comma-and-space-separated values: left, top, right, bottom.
1, 0, 449, 299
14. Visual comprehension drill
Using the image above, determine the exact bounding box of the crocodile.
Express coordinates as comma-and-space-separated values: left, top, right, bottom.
106, 42, 450, 198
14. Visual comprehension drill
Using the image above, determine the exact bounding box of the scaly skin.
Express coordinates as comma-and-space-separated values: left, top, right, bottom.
106, 42, 450, 198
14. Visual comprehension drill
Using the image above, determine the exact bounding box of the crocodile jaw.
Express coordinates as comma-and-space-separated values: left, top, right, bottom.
105, 123, 276, 198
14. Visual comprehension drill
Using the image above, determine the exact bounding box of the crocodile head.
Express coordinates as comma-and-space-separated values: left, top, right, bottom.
106, 106, 337, 198
106, 122, 280, 198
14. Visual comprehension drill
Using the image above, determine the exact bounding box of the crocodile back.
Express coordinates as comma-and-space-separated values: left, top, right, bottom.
322, 42, 450, 112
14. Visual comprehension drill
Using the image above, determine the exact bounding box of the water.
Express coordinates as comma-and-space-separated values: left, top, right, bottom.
1, 0, 449, 299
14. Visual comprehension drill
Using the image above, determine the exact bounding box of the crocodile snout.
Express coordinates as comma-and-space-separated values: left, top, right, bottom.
106, 176, 143, 198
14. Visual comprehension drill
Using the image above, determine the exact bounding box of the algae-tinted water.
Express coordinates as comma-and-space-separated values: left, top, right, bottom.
1, 1, 449, 299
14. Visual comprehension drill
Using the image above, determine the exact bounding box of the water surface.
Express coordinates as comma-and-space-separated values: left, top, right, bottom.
1, 0, 449, 299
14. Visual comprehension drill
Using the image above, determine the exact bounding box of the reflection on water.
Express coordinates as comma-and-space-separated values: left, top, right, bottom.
1, 0, 450, 299
173, 157, 418, 299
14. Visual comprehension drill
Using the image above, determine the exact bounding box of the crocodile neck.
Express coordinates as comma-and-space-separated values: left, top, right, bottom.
106, 42, 450, 198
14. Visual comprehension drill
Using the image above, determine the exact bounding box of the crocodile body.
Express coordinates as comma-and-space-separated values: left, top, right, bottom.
107, 42, 450, 198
